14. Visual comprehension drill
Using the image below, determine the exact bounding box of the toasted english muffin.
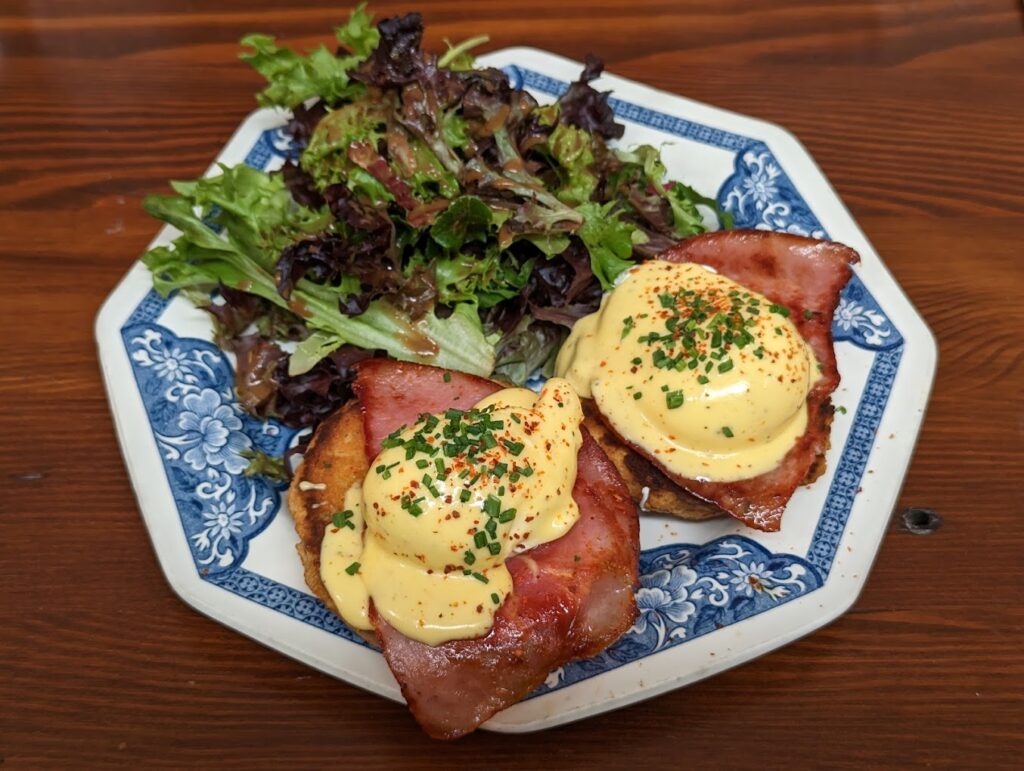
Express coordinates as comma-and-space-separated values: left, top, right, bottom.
288, 401, 369, 620
581, 399, 723, 521
581, 398, 833, 521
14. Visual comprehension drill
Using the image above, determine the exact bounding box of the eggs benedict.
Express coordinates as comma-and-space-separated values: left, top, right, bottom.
319, 379, 582, 645
288, 359, 639, 738
557, 260, 817, 483
557, 229, 859, 531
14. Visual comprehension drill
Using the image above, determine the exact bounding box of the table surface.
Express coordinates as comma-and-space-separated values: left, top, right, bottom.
2, 0, 1022, 766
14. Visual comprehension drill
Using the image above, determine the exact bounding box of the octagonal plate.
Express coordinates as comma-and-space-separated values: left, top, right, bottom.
96, 47, 937, 732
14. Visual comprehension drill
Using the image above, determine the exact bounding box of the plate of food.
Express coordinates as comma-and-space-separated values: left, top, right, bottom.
96, 6, 936, 739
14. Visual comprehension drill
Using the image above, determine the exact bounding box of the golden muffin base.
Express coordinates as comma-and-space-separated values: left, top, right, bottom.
581, 399, 723, 521
287, 401, 374, 641
581, 398, 832, 522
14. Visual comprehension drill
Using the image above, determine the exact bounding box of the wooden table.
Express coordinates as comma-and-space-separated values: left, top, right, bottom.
2, 1, 1021, 766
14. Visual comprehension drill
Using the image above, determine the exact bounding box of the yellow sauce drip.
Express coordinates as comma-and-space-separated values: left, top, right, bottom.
320, 379, 582, 645
320, 483, 371, 630
556, 261, 818, 483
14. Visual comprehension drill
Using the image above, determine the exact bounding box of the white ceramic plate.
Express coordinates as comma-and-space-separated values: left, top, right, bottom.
96, 48, 937, 732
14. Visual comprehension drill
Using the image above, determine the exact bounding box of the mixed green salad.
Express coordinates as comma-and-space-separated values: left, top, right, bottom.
142, 4, 729, 439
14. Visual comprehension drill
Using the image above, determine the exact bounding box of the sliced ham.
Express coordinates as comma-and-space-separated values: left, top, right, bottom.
353, 360, 639, 739
643, 229, 859, 531
353, 358, 499, 458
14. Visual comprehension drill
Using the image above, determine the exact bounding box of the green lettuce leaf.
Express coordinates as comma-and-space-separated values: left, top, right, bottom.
142, 173, 496, 376
430, 196, 493, 250
393, 137, 460, 200
614, 144, 731, 235
335, 2, 379, 58
434, 247, 533, 308
576, 202, 641, 289
667, 181, 734, 235
169, 163, 329, 269
492, 318, 566, 385
437, 35, 490, 71
239, 4, 377, 109
546, 123, 598, 206
301, 101, 388, 187
241, 450, 288, 483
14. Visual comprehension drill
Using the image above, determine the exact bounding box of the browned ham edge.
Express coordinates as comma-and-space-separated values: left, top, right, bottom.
352, 359, 639, 739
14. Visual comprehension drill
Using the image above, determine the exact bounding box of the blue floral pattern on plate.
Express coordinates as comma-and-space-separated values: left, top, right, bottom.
120, 64, 906, 695
719, 142, 826, 238
125, 323, 297, 573
540, 536, 823, 691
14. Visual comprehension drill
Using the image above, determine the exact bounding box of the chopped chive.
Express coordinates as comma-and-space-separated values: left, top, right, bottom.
332, 510, 356, 530
472, 572, 489, 584
718, 359, 734, 374
665, 390, 685, 409
463, 550, 476, 565
491, 462, 508, 478
487, 542, 501, 556
633, 392, 643, 400
519, 465, 534, 477
460, 489, 472, 503
473, 531, 488, 549
697, 375, 709, 385
483, 495, 501, 517
722, 426, 734, 438
497, 508, 516, 523
491, 593, 500, 604
502, 439, 525, 456
345, 561, 361, 576
434, 457, 446, 476
415, 459, 428, 469
443, 371, 452, 382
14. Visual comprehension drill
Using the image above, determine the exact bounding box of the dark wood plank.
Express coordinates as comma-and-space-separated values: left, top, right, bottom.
1, 0, 1022, 766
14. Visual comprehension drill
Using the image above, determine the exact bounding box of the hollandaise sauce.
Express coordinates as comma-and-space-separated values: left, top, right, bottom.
320, 379, 583, 646
556, 261, 818, 483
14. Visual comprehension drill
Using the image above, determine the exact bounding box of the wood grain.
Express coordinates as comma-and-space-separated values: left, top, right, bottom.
1, 0, 1022, 766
